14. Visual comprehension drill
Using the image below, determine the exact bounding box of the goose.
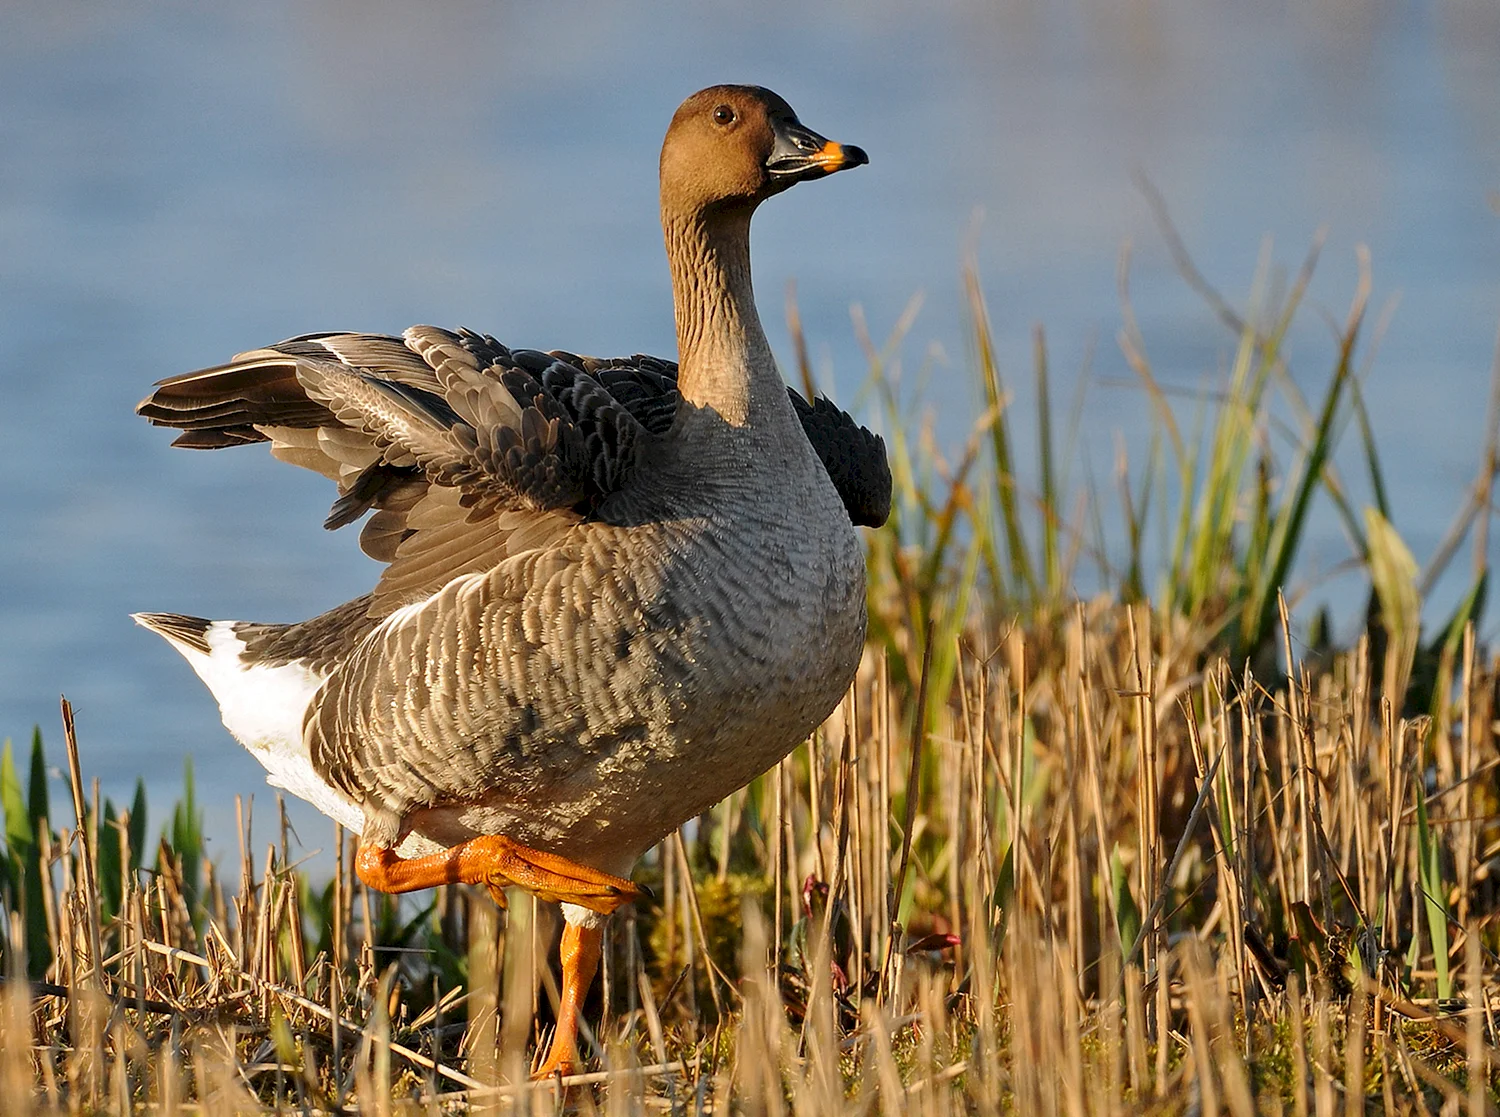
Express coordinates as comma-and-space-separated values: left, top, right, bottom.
134, 84, 885, 1079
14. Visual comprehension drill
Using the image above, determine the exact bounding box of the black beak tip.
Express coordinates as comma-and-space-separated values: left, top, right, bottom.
842, 144, 869, 168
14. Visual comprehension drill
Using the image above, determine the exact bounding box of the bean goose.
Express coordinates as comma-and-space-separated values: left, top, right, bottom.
134, 85, 884, 1078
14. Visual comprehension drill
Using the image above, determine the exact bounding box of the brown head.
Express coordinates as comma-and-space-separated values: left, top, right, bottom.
659, 85, 867, 219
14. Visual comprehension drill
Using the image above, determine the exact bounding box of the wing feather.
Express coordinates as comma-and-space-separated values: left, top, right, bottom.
137, 327, 662, 615
788, 390, 892, 528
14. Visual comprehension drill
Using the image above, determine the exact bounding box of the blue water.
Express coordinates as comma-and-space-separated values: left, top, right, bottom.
3, 1, 1498, 858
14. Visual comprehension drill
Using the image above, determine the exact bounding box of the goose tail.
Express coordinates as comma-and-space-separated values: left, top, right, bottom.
131, 611, 360, 830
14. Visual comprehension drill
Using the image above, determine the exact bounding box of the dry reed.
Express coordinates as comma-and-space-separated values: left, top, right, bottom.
1, 604, 1496, 1113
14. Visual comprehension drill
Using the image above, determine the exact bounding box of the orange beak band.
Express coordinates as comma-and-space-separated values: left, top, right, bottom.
767, 117, 868, 182
811, 138, 868, 174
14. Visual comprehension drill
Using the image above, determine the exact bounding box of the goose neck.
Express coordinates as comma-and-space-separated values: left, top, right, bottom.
663, 207, 778, 426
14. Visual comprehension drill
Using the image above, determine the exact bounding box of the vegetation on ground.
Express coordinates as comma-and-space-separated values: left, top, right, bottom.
3, 221, 1498, 1113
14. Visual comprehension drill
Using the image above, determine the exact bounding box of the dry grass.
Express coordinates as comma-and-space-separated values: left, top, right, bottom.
2, 604, 1498, 1114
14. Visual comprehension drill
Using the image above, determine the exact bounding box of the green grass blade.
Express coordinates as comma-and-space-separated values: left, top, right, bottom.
1430, 570, 1487, 666
1109, 845, 1142, 960
2, 733, 52, 979
127, 778, 147, 875
1240, 288, 1364, 657
1034, 325, 1060, 598
26, 728, 48, 835
1366, 508, 1423, 704
1, 740, 28, 860
966, 266, 1036, 600
99, 799, 122, 923
1349, 368, 1392, 524
169, 758, 204, 923
1413, 769, 1452, 999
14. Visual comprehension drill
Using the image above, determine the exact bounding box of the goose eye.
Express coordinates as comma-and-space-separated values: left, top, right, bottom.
712, 104, 737, 126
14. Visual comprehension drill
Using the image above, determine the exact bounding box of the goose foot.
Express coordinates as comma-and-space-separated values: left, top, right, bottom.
355, 835, 642, 914
354, 839, 615, 1082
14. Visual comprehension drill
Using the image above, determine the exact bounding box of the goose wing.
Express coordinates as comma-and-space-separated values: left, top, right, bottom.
787, 389, 891, 528
138, 329, 889, 615
137, 327, 656, 616
554, 351, 891, 528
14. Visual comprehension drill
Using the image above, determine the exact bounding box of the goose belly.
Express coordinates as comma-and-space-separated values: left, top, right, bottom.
388, 505, 869, 866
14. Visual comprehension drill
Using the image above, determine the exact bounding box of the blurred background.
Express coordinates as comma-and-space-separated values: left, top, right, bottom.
3, 0, 1498, 854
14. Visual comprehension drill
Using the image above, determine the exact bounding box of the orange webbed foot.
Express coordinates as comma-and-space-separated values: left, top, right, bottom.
462, 835, 642, 914
355, 835, 642, 915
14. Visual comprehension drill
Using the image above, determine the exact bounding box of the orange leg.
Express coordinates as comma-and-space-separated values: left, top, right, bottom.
531, 921, 604, 1080
356, 836, 631, 1080
355, 834, 641, 914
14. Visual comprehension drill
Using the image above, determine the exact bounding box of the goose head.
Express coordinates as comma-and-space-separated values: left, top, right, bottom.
659, 85, 867, 218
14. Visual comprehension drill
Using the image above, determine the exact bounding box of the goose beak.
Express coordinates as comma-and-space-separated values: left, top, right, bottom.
767, 118, 868, 183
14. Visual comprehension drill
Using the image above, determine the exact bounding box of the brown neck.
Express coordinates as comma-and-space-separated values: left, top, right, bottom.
662, 204, 780, 427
